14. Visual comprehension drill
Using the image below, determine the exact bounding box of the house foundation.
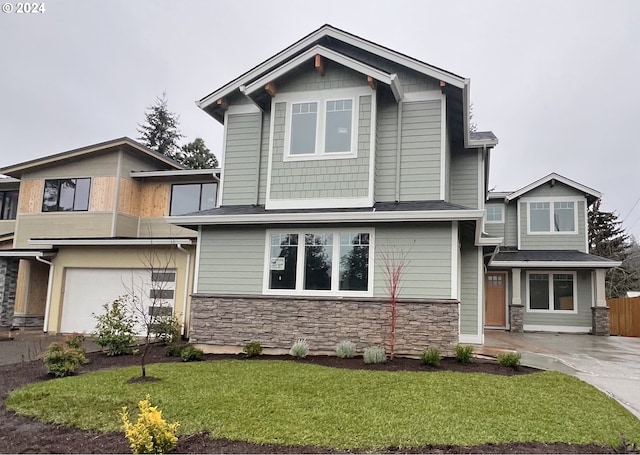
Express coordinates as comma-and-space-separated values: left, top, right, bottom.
592, 307, 610, 336
509, 304, 524, 333
0, 258, 19, 327
189, 294, 459, 356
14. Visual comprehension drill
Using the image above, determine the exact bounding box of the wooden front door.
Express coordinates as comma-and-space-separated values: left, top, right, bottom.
485, 272, 507, 327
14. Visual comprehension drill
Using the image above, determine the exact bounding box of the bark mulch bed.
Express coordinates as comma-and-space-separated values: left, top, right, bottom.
0, 344, 624, 454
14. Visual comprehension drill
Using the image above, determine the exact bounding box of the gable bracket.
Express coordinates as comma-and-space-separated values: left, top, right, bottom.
264, 82, 277, 97
216, 97, 229, 111
314, 54, 325, 76
439, 80, 446, 94
367, 76, 376, 91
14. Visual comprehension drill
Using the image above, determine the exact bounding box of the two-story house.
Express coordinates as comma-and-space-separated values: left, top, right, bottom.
484, 173, 620, 335
0, 137, 219, 335
168, 25, 503, 355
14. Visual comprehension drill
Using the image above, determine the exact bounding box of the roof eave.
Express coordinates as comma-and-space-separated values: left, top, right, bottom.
490, 260, 622, 268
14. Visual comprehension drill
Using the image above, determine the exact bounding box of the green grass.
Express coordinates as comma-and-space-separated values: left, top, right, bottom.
6, 361, 640, 450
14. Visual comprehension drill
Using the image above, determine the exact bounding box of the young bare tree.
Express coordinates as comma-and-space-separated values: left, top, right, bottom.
377, 242, 412, 360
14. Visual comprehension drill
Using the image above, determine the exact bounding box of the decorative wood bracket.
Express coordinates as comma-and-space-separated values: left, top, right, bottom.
367, 76, 377, 91
314, 54, 325, 76
216, 98, 229, 110
264, 82, 277, 97
440, 80, 446, 94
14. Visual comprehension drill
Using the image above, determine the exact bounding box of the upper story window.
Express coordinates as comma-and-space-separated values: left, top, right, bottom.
169, 183, 217, 216
528, 201, 576, 234
266, 230, 372, 295
0, 190, 18, 220
485, 205, 504, 223
281, 87, 368, 162
42, 178, 91, 212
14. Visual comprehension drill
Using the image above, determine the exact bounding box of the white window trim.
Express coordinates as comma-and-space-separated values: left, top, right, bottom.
485, 205, 504, 224
278, 87, 370, 162
262, 228, 375, 297
523, 196, 580, 235
525, 271, 578, 314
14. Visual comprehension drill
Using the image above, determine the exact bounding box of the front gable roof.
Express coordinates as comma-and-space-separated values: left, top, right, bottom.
0, 137, 184, 178
505, 173, 601, 204
198, 24, 494, 149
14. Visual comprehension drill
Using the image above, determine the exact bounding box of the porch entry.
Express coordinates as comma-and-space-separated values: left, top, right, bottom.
485, 272, 507, 327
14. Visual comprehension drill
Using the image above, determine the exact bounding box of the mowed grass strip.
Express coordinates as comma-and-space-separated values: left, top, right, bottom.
6, 360, 640, 450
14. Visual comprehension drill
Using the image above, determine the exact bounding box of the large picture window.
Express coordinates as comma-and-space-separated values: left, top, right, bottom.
528, 200, 576, 233
527, 272, 576, 312
169, 183, 217, 216
42, 178, 91, 212
267, 230, 372, 295
0, 190, 18, 220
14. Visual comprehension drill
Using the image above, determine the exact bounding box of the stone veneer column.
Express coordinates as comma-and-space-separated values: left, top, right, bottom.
0, 258, 19, 327
592, 269, 610, 336
509, 268, 524, 332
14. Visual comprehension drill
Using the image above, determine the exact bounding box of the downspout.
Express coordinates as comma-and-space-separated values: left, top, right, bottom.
395, 101, 403, 202
176, 244, 190, 337
36, 255, 54, 333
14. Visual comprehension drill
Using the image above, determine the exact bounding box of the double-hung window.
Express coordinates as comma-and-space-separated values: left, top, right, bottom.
283, 87, 368, 161
42, 178, 91, 212
527, 272, 576, 312
266, 230, 372, 295
528, 200, 576, 233
0, 190, 18, 220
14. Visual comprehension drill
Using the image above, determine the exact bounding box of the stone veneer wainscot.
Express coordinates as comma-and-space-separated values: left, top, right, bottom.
189, 294, 459, 356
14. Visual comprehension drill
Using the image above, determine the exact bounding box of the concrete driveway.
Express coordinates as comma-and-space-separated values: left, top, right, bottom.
484, 331, 640, 420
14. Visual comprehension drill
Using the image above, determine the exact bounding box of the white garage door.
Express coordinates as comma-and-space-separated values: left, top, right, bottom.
61, 268, 175, 334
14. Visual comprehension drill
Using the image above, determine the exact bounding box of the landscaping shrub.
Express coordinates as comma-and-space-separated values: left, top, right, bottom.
165, 343, 186, 358
289, 339, 309, 358
93, 295, 138, 356
180, 344, 203, 362
363, 346, 387, 364
43, 341, 87, 377
497, 352, 521, 368
335, 340, 357, 358
455, 344, 474, 364
121, 395, 179, 454
420, 348, 441, 367
243, 341, 263, 357
151, 314, 181, 345
64, 333, 85, 350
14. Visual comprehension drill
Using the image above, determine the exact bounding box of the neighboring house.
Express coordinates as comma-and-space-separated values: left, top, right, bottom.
484, 173, 620, 335
0, 137, 219, 335
168, 24, 501, 356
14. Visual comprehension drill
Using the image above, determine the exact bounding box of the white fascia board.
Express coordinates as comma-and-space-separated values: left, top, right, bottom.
243, 45, 393, 96
0, 250, 54, 257
506, 173, 602, 201
198, 25, 467, 110
389, 74, 404, 101
490, 260, 622, 268
29, 238, 194, 246
130, 169, 220, 180
167, 209, 484, 226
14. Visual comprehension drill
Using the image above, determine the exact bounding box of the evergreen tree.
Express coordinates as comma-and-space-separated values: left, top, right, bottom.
137, 93, 184, 160
178, 138, 218, 169
589, 200, 640, 297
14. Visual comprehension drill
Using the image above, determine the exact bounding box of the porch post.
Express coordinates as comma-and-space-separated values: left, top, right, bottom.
592, 269, 610, 336
509, 268, 524, 332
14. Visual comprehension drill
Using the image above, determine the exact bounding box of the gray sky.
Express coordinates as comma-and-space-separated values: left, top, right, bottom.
1, 0, 638, 239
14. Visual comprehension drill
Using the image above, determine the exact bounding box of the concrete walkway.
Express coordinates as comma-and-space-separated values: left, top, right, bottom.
484, 331, 640, 420
0, 329, 102, 366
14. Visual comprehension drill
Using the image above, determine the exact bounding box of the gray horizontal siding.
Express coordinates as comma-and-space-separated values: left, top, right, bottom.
399, 101, 441, 201
449, 150, 479, 209
484, 223, 505, 241
524, 182, 585, 198
504, 204, 518, 247
222, 113, 261, 206
257, 111, 270, 205
277, 62, 367, 93
374, 223, 452, 299
519, 200, 587, 251
375, 101, 398, 202
197, 227, 265, 294
521, 270, 593, 328
14, 213, 112, 248
459, 244, 480, 335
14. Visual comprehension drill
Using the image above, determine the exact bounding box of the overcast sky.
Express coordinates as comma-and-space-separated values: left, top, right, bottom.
1, 0, 638, 239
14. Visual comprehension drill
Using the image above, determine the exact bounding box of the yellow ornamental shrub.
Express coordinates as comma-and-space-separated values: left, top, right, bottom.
121, 395, 179, 454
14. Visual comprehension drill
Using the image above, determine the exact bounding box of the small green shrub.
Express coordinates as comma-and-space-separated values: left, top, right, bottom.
335, 340, 357, 358
363, 346, 387, 364
420, 348, 441, 367
93, 295, 138, 356
455, 344, 474, 364
180, 344, 203, 362
165, 343, 186, 357
497, 352, 521, 368
151, 313, 181, 345
289, 339, 309, 358
43, 341, 86, 377
243, 341, 263, 357
64, 333, 85, 350
121, 395, 179, 454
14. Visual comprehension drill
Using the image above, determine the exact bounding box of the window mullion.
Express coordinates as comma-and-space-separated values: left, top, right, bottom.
331, 231, 339, 291
296, 231, 305, 291
317, 100, 325, 156
548, 273, 554, 311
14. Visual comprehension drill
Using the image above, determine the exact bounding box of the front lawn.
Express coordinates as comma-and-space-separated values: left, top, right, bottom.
6, 360, 640, 450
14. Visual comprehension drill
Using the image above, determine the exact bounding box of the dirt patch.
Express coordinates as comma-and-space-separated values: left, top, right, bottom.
0, 344, 618, 454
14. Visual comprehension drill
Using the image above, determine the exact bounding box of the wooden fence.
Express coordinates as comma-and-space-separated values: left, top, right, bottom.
608, 297, 640, 337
